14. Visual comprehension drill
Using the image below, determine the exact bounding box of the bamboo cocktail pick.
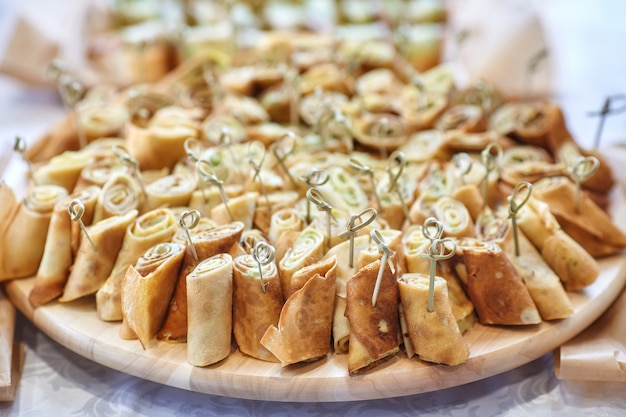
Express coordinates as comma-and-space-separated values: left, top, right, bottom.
184, 137, 203, 165
370, 229, 395, 307
507, 182, 533, 257
338, 207, 378, 268
179, 209, 201, 261
588, 94, 626, 149
271, 132, 298, 189
252, 241, 276, 293
247, 141, 271, 207
13, 136, 31, 177
196, 159, 234, 221
68, 199, 96, 250
386, 151, 411, 223
569, 156, 600, 213
299, 167, 330, 223
306, 187, 335, 250
113, 144, 146, 196
348, 157, 382, 210
479, 143, 502, 208
423, 237, 456, 312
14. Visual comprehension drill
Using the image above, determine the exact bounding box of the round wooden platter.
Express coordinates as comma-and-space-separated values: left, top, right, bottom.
5, 189, 626, 402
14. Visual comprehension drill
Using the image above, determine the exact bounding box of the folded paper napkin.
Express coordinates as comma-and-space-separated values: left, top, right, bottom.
554, 145, 626, 382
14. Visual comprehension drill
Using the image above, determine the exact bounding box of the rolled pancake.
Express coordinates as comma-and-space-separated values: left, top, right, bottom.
267, 207, 305, 245
431, 196, 475, 238
143, 173, 196, 211
187, 253, 234, 366
32, 150, 94, 192
29, 185, 100, 307
261, 257, 337, 366
253, 190, 299, 237
121, 242, 185, 349
96, 208, 177, 321
59, 209, 138, 302
345, 255, 400, 375
211, 192, 259, 231
288, 256, 337, 301
157, 221, 244, 342
452, 238, 541, 325
277, 226, 325, 297
356, 229, 407, 277
1, 184, 68, 280
398, 273, 470, 366
187, 184, 243, 219
93, 171, 144, 223
233, 254, 283, 362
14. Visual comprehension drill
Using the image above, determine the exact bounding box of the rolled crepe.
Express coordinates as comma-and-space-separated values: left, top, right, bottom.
452, 238, 541, 325
0, 184, 68, 280
398, 273, 470, 366
277, 226, 325, 297
323, 235, 370, 354
261, 257, 337, 366
402, 225, 431, 274
211, 192, 259, 230
32, 150, 94, 192
96, 208, 177, 321
157, 221, 244, 342
73, 156, 122, 191
451, 183, 485, 221
435, 104, 486, 133
78, 102, 128, 140
143, 173, 197, 212
187, 184, 244, 219
267, 207, 305, 246
29, 185, 101, 307
345, 255, 400, 375
59, 209, 138, 302
356, 229, 407, 277
187, 253, 234, 366
532, 176, 626, 257
317, 166, 369, 214
93, 171, 144, 223
253, 190, 299, 237
516, 197, 599, 290
233, 254, 283, 362
431, 196, 475, 238
121, 242, 185, 349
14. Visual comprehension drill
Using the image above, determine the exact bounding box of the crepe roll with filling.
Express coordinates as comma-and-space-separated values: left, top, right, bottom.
158, 221, 244, 342
29, 185, 100, 307
277, 226, 325, 297
143, 173, 197, 212
59, 209, 138, 302
431, 196, 475, 238
452, 238, 541, 325
93, 171, 144, 223
516, 197, 599, 290
345, 254, 400, 375
398, 273, 470, 366
261, 257, 337, 366
211, 192, 259, 231
267, 207, 305, 246
1, 184, 68, 280
253, 190, 299, 237
187, 253, 234, 366
232, 253, 283, 362
121, 242, 185, 349
32, 150, 94, 192
96, 207, 177, 321
356, 228, 407, 277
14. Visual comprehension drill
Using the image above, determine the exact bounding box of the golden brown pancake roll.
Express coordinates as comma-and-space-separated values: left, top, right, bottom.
157, 221, 244, 342
93, 171, 144, 223
277, 226, 325, 297
32, 150, 94, 192
0, 184, 68, 280
452, 238, 541, 325
398, 273, 470, 366
261, 256, 337, 366
121, 242, 185, 349
143, 173, 197, 212
345, 255, 400, 375
96, 208, 177, 321
59, 209, 138, 302
233, 253, 284, 362
29, 185, 100, 307
187, 253, 234, 366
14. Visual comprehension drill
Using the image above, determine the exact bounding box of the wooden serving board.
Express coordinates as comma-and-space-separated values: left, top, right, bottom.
4, 190, 626, 402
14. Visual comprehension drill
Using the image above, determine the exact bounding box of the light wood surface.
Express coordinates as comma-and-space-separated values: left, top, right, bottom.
4, 187, 626, 402
0, 291, 22, 402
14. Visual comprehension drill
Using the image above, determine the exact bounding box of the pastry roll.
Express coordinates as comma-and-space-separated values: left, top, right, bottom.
59, 209, 138, 302
0, 184, 68, 280
29, 185, 100, 307
277, 226, 325, 297
187, 253, 234, 366
345, 255, 400, 375
73, 156, 122, 191
32, 150, 94, 192
356, 229, 407, 277
253, 190, 299, 237
96, 208, 177, 321
398, 273, 470, 366
187, 184, 243, 218
516, 197, 599, 290
121, 242, 185, 349
157, 221, 244, 342
317, 166, 369, 215
452, 238, 541, 325
232, 253, 283, 362
93, 171, 144, 223
143, 173, 197, 212
431, 196, 475, 238
532, 176, 626, 257
261, 257, 337, 366
267, 207, 305, 246
211, 192, 259, 230
451, 183, 485, 221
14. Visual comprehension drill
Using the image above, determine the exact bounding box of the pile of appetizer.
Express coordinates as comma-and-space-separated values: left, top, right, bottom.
1, 31, 625, 376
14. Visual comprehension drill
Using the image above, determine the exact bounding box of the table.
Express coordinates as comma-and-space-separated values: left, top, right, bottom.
1, 0, 626, 415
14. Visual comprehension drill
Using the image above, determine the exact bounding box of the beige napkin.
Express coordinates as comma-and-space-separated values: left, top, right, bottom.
554, 144, 626, 382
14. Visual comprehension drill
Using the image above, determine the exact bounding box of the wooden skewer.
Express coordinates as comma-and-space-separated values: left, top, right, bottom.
179, 209, 201, 261
338, 207, 378, 268
252, 241, 276, 293
507, 182, 533, 257
370, 229, 395, 307
68, 199, 96, 250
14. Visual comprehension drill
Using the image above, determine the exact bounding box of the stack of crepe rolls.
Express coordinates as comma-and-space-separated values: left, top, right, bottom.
6, 37, 626, 378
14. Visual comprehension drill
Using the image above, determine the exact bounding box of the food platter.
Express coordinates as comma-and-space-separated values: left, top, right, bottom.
4, 185, 626, 402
